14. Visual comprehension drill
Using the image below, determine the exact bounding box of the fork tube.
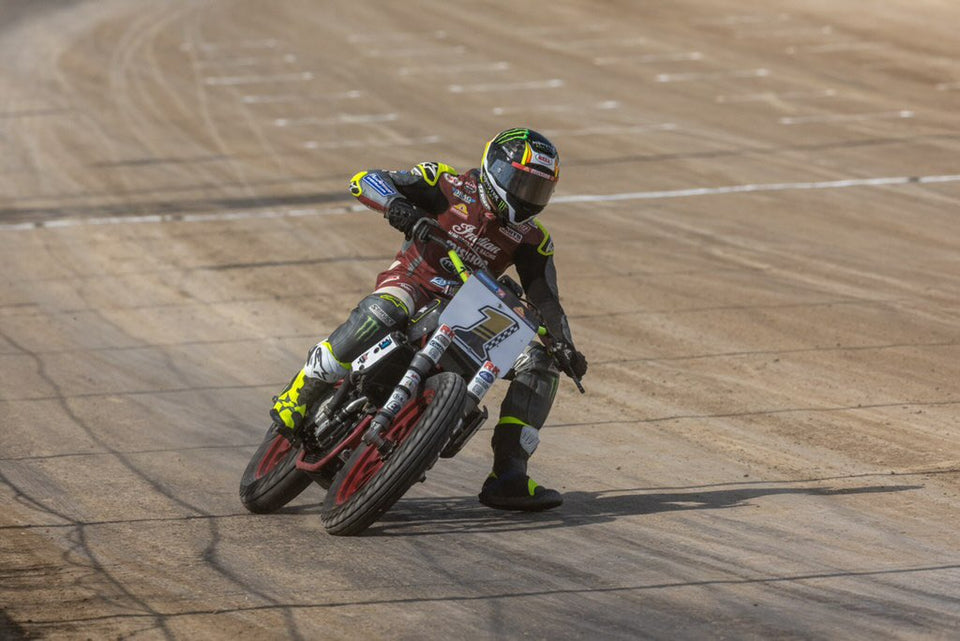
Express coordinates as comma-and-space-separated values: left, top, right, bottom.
363, 324, 455, 448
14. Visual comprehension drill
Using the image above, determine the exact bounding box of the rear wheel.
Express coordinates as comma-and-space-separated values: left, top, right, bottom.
321, 372, 467, 536
239, 423, 313, 514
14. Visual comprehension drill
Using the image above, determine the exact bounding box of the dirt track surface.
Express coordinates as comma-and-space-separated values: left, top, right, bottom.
2, 0, 959, 638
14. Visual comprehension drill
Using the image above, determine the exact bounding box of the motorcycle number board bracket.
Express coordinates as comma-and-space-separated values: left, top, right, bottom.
438, 272, 536, 377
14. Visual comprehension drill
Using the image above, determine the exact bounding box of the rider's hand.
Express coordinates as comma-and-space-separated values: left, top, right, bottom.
553, 339, 588, 379
386, 198, 427, 236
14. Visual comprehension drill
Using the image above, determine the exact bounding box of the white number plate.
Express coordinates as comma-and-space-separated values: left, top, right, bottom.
438, 272, 537, 376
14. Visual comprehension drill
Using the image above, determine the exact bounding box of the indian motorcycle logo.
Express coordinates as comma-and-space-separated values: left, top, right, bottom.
450, 223, 501, 259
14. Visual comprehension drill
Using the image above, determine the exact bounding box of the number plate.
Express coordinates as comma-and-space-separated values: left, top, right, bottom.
438, 273, 536, 376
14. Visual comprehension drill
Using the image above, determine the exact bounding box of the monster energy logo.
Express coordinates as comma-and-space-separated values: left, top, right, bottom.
452, 306, 520, 363
493, 128, 530, 144
355, 316, 380, 342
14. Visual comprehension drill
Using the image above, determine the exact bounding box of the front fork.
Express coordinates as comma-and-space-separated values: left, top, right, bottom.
362, 323, 499, 456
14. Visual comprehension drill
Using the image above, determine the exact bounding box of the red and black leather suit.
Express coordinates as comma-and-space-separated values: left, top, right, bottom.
303, 161, 580, 477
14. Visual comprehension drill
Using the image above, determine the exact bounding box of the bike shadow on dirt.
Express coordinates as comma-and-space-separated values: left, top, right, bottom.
361, 481, 923, 537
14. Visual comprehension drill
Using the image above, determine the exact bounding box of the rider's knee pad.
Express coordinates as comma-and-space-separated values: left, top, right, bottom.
325, 294, 410, 364
500, 344, 560, 430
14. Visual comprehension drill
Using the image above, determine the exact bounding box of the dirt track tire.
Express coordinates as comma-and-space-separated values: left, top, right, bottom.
239, 424, 314, 514
320, 372, 467, 536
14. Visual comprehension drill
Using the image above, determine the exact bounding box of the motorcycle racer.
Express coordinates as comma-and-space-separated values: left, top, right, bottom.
270, 128, 588, 511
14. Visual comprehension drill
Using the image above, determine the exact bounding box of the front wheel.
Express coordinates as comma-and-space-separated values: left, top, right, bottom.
239, 423, 313, 514
321, 372, 467, 536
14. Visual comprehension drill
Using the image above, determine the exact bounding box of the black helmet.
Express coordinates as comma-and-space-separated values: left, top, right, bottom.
479, 128, 559, 224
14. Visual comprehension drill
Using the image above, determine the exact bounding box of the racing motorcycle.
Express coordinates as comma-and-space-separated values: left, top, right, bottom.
238, 219, 584, 536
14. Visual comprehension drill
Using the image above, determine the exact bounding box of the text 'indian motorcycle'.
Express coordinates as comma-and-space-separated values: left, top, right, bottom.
239, 218, 584, 536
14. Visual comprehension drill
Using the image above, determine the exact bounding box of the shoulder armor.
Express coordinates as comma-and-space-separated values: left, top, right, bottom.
532, 219, 554, 256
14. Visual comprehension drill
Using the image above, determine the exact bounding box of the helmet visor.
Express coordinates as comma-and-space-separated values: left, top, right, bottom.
489, 158, 557, 209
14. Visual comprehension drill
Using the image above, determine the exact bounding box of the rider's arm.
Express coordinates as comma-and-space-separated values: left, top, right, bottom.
349, 162, 457, 215
514, 235, 574, 344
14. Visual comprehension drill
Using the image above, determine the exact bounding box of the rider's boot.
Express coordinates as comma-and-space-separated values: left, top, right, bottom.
270, 369, 331, 440
478, 419, 563, 511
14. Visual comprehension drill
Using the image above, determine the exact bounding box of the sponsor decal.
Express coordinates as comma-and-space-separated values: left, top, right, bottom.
450, 223, 502, 259
477, 369, 495, 385
452, 188, 476, 204
368, 303, 395, 327
361, 173, 397, 198
531, 151, 558, 173
399, 370, 421, 391
499, 225, 523, 243
452, 203, 469, 218
430, 276, 461, 289
521, 165, 556, 181
482, 361, 500, 377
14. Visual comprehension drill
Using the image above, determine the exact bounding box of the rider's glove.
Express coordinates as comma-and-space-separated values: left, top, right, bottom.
386, 198, 428, 236
553, 339, 588, 379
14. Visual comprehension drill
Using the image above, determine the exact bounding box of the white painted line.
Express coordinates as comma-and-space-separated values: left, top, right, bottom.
735, 26, 833, 39
449, 78, 564, 93
936, 82, 960, 91
274, 113, 398, 127
594, 51, 702, 66
242, 94, 296, 104
700, 14, 791, 26
542, 123, 678, 137
181, 39, 279, 52
492, 100, 620, 116
242, 90, 362, 104
656, 68, 769, 83
779, 110, 914, 125
204, 72, 314, 86
399, 61, 510, 76
716, 89, 837, 103
786, 41, 885, 55
196, 54, 298, 69
0, 207, 359, 231
347, 31, 447, 43
303, 135, 441, 150
6, 173, 960, 231
195, 57, 262, 68
552, 174, 960, 205
364, 45, 465, 58
526, 24, 606, 36
562, 36, 649, 50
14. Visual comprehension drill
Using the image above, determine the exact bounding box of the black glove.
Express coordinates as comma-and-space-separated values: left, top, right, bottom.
553, 339, 588, 379
386, 199, 427, 236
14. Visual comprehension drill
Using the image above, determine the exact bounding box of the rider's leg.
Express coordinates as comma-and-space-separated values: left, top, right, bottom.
270, 290, 411, 434
479, 343, 563, 511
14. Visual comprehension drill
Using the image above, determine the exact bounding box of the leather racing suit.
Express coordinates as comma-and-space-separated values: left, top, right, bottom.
278, 160, 578, 483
